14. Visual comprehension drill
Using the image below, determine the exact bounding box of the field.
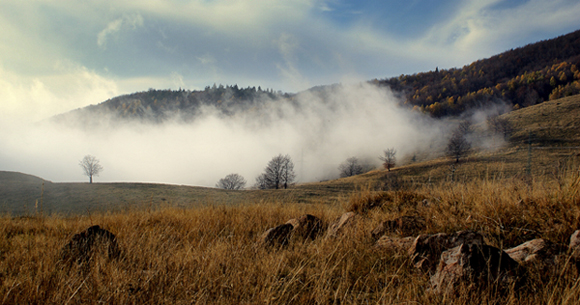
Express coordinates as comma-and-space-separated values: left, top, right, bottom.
1, 96, 580, 304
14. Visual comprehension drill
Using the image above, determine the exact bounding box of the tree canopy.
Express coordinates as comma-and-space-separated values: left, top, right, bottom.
255, 154, 296, 189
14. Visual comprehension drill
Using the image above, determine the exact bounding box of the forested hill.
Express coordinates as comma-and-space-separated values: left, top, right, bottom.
51, 85, 293, 125
52, 29, 580, 125
377, 29, 580, 117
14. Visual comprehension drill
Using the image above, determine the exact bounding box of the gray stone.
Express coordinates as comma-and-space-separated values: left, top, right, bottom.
286, 214, 325, 240
430, 243, 520, 294
258, 223, 294, 248
408, 230, 484, 272
505, 238, 565, 267
326, 212, 358, 238
570, 230, 580, 257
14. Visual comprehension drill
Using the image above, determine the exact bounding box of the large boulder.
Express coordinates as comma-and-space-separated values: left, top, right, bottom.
409, 230, 484, 272
374, 236, 415, 253
429, 243, 520, 294
258, 223, 294, 248
286, 214, 325, 240
60, 225, 120, 266
505, 238, 565, 268
371, 215, 426, 240
326, 212, 358, 238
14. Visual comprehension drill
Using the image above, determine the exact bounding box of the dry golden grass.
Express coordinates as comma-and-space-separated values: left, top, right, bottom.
2, 157, 580, 304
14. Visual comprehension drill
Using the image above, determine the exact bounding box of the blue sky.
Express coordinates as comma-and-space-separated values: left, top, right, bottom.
2, 0, 580, 122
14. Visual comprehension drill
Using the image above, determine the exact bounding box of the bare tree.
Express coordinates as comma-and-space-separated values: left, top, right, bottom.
338, 157, 363, 178
255, 154, 296, 189
488, 115, 513, 140
254, 173, 269, 190
457, 119, 473, 136
79, 155, 103, 183
445, 131, 472, 163
379, 148, 397, 171
216, 173, 247, 190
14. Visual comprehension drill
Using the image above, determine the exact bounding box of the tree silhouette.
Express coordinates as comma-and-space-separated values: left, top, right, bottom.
445, 131, 472, 163
379, 148, 397, 171
338, 157, 363, 178
79, 155, 103, 183
216, 173, 247, 190
256, 154, 296, 189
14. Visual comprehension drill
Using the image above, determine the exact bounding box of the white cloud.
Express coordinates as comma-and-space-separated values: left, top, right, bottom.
97, 13, 144, 49
415, 0, 580, 66
274, 33, 311, 90
0, 63, 119, 123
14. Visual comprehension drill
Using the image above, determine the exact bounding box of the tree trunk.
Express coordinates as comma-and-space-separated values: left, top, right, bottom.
90, 175, 93, 183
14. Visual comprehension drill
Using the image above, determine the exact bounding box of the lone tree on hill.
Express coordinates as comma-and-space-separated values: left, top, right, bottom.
338, 157, 364, 178
79, 155, 103, 183
216, 173, 247, 190
255, 154, 296, 189
379, 148, 397, 171
446, 131, 472, 163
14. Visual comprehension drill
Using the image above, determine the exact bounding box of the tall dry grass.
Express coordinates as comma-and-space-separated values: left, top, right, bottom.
1, 159, 580, 304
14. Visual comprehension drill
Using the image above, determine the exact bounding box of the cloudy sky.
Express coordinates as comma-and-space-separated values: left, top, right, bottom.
1, 0, 580, 187
2, 0, 580, 123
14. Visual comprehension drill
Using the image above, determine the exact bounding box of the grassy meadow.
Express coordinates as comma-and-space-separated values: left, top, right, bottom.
1, 156, 580, 304
1, 96, 580, 304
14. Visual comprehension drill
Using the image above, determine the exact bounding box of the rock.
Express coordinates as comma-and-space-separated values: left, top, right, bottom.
61, 225, 120, 266
285, 218, 300, 229
374, 236, 415, 253
371, 215, 426, 240
505, 239, 565, 267
429, 243, 520, 294
286, 214, 325, 240
408, 230, 484, 272
326, 212, 358, 238
258, 223, 294, 248
570, 230, 580, 257
569, 230, 580, 272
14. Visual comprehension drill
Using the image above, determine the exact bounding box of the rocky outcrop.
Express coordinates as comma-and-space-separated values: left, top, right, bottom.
326, 212, 358, 238
371, 215, 426, 240
409, 230, 485, 272
429, 243, 520, 294
258, 223, 294, 248
505, 238, 566, 269
286, 214, 325, 240
60, 225, 120, 266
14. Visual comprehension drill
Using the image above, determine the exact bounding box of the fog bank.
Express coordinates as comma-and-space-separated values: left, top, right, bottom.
0, 83, 449, 187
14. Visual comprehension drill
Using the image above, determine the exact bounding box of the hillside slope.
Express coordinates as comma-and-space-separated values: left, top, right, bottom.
379, 29, 580, 116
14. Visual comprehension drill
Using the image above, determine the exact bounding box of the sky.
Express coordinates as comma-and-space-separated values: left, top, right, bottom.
1, 0, 580, 186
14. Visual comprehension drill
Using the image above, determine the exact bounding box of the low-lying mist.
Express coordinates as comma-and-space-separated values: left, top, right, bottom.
1, 83, 485, 187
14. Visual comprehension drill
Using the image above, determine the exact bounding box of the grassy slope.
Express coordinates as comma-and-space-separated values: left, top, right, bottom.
1, 149, 579, 304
